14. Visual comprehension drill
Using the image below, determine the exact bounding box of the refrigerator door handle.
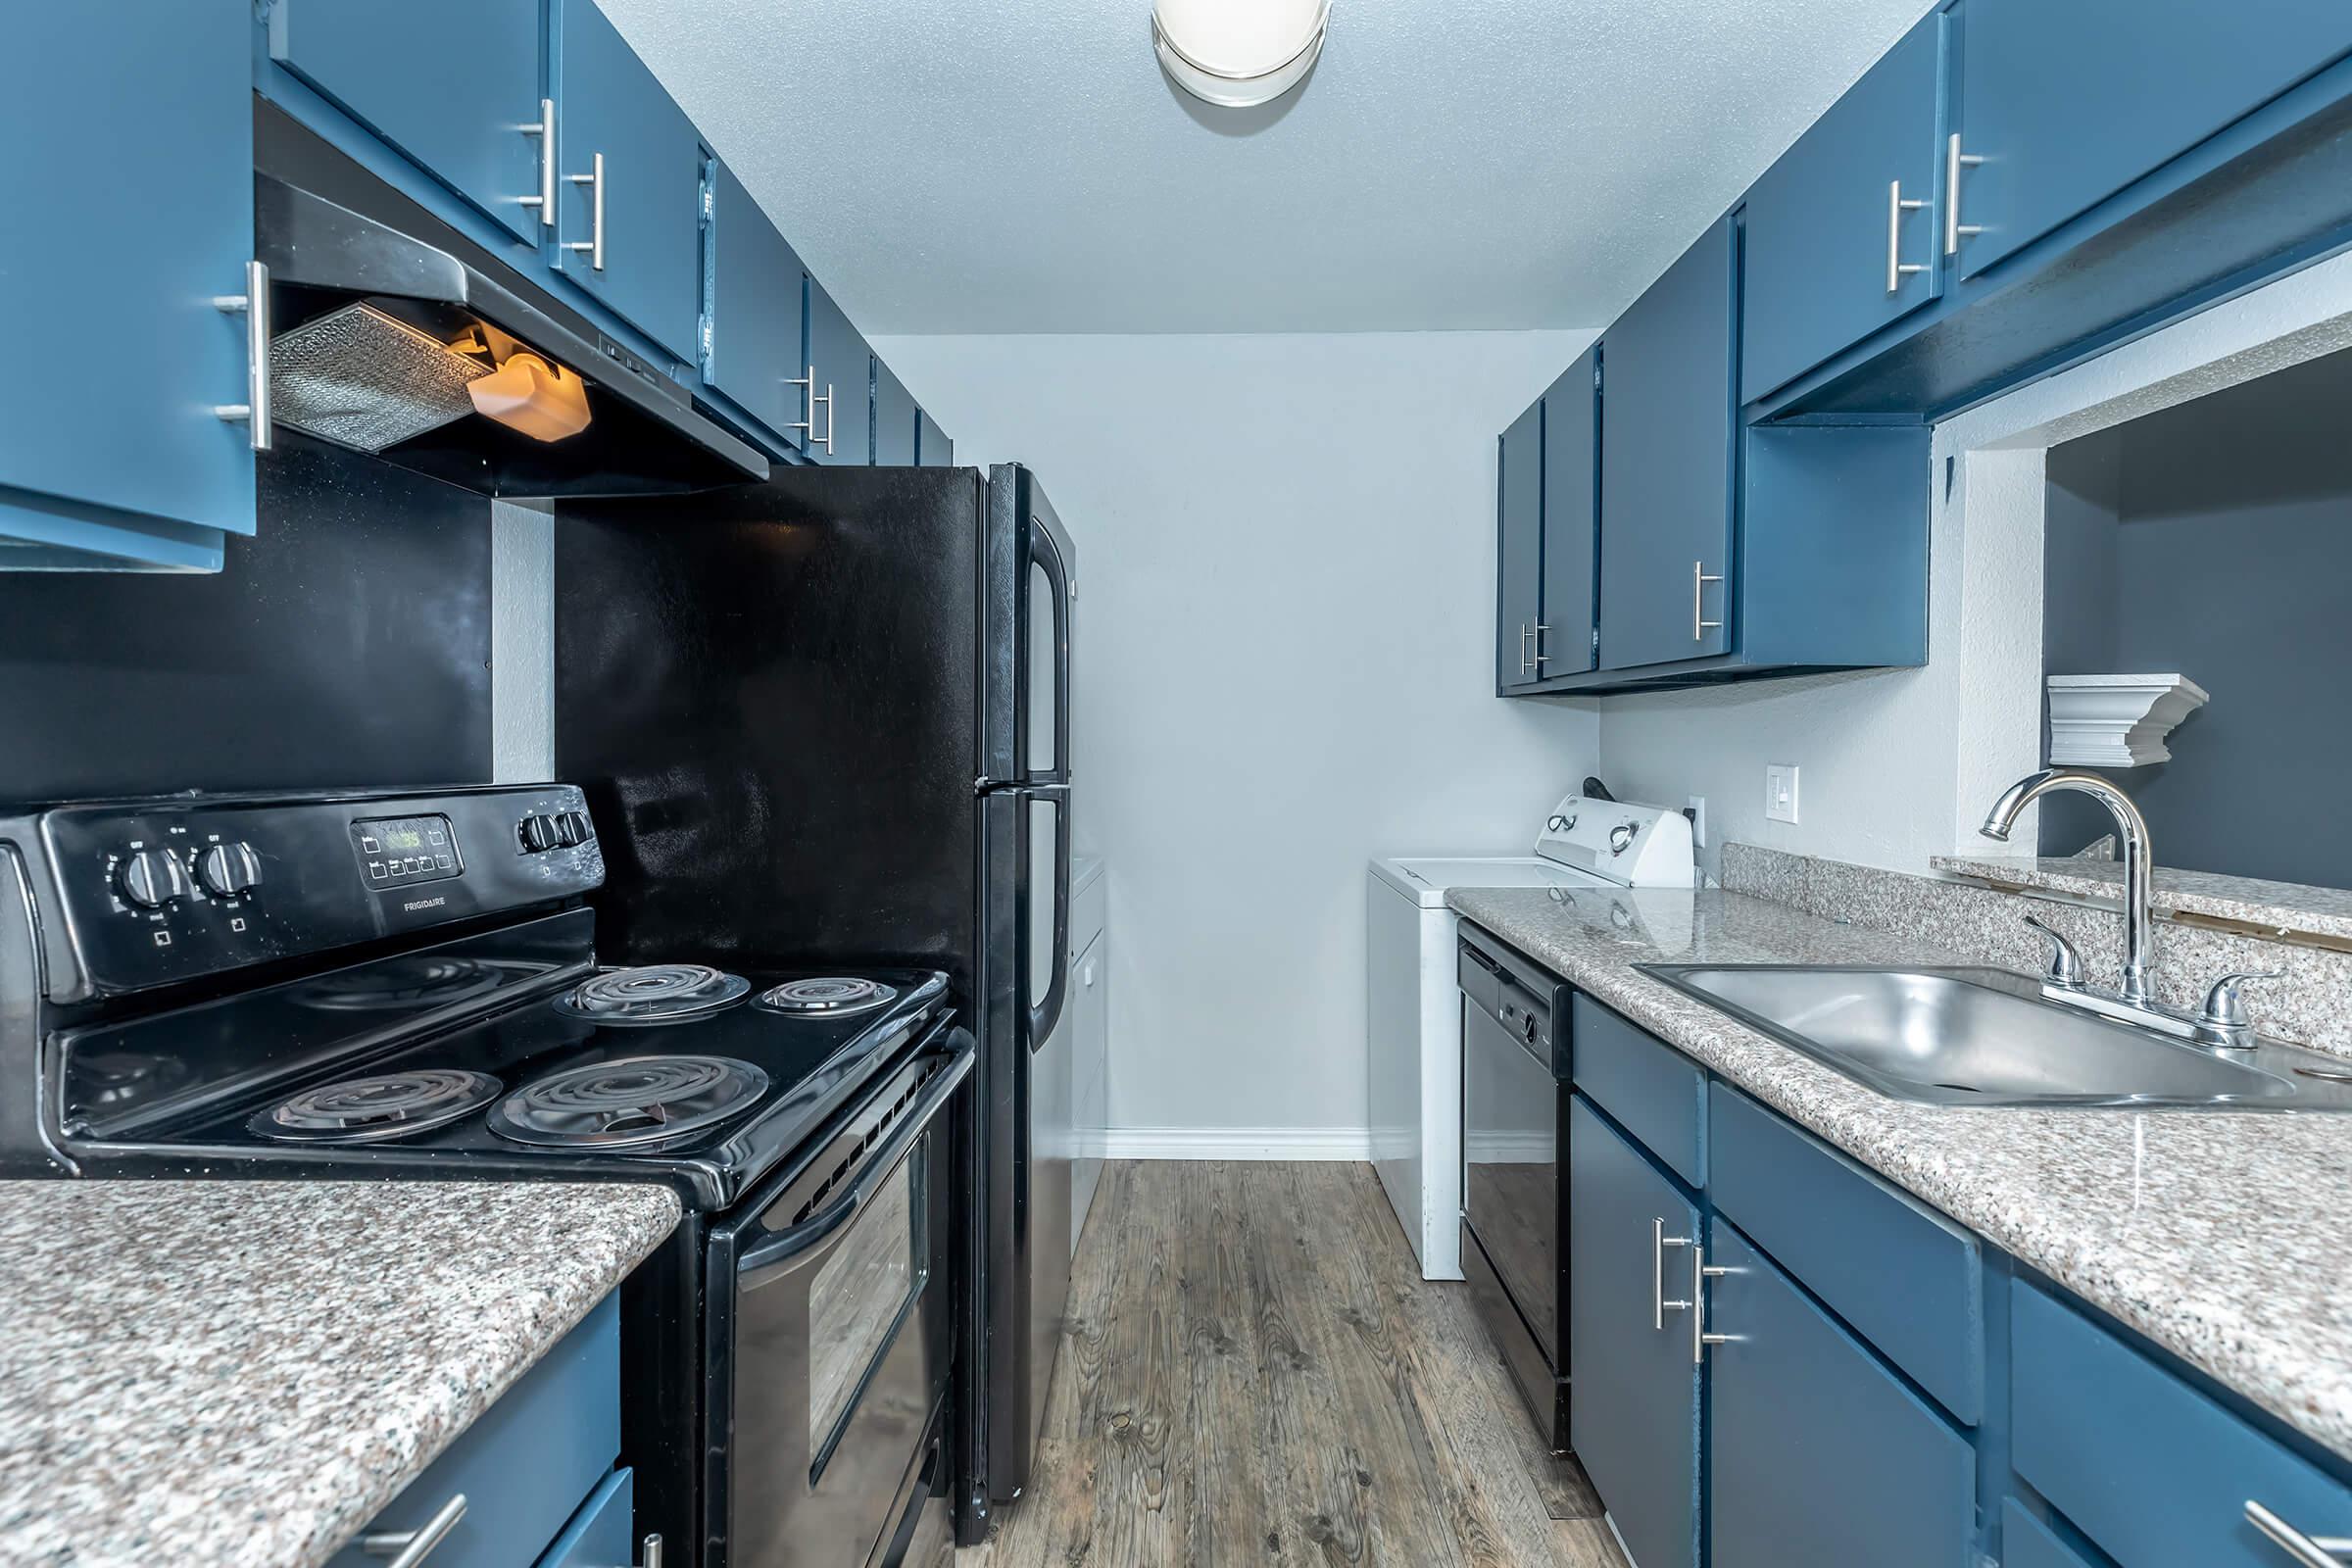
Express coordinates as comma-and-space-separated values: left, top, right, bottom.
1023, 515, 1073, 788
1024, 789, 1073, 1050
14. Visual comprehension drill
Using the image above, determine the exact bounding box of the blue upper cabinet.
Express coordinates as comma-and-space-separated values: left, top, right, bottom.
874, 357, 917, 466
1950, 0, 2352, 280
703, 160, 808, 453
268, 0, 547, 245
552, 0, 704, 364
804, 276, 870, 466
1597, 219, 1738, 672
1740, 15, 1944, 405
916, 410, 954, 467
0, 2, 256, 571
1494, 401, 1544, 691
1538, 350, 1599, 679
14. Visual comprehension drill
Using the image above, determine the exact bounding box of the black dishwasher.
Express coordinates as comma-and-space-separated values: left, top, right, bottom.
1458, 923, 1574, 1450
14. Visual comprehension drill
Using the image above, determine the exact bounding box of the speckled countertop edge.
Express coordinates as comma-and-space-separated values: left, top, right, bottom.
1933, 852, 2352, 943
1446, 883, 2352, 1462
0, 1180, 681, 1568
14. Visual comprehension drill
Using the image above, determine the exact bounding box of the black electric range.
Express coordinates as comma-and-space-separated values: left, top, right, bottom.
0, 784, 975, 1568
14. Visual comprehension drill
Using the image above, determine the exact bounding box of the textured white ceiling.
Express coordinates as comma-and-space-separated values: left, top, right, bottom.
598, 0, 1938, 334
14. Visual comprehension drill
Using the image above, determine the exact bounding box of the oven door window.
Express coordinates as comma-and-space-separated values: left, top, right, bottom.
1462, 996, 1559, 1350
808, 1143, 929, 1465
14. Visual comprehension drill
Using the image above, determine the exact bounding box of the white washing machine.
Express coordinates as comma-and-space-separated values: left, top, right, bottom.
1367, 793, 1695, 1279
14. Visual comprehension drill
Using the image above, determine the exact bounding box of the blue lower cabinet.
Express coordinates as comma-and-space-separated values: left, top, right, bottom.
2012, 1280, 2352, 1567
1706, 1218, 1977, 1568
3, 1, 256, 570
2002, 1501, 2104, 1568
1568, 1096, 1700, 1568
327, 1294, 620, 1568
1571, 997, 1707, 1190
535, 1468, 636, 1568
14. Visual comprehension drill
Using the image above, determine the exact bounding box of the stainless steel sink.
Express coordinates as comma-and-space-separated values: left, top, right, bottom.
1638, 963, 2352, 1110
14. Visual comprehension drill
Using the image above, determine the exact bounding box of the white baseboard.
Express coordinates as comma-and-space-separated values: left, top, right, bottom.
1098, 1126, 1374, 1161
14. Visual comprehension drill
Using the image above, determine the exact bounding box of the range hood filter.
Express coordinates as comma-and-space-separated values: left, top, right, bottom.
269, 301, 492, 455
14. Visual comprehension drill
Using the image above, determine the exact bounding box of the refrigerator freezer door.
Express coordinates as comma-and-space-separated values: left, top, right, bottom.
981, 466, 1074, 789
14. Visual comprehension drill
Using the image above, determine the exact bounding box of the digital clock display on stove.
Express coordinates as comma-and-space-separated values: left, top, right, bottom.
349, 814, 462, 890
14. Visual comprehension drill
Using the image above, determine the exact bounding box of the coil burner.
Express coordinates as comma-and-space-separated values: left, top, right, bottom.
753, 977, 898, 1018
252, 1069, 504, 1144
552, 964, 751, 1025
487, 1055, 770, 1149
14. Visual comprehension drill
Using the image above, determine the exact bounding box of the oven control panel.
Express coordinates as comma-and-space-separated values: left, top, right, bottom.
12, 785, 604, 1002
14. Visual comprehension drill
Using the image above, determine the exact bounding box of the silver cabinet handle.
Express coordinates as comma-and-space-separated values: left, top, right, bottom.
564, 151, 606, 270
785, 368, 835, 454
2246, 1501, 2352, 1566
1691, 1246, 1734, 1366
1944, 133, 1984, 256
359, 1493, 466, 1568
518, 98, 557, 226
1652, 1217, 1692, 1330
211, 260, 271, 453
1691, 561, 1724, 641
1886, 178, 1931, 294
1533, 622, 1552, 667
1517, 624, 1536, 676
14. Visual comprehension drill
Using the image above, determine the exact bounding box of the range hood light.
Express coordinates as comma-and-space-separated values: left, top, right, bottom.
468, 350, 592, 443
1153, 0, 1330, 108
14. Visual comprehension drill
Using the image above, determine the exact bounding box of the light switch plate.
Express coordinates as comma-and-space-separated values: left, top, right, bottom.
1765, 764, 1800, 825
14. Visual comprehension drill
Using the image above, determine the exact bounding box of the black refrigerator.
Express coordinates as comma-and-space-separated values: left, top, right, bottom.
552, 462, 1076, 1536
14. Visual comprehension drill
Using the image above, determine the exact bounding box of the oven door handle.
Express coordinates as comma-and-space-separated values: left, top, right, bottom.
738, 1042, 974, 1281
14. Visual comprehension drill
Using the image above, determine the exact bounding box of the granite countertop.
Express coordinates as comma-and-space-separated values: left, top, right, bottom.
1447, 882, 2352, 1462
0, 1180, 681, 1568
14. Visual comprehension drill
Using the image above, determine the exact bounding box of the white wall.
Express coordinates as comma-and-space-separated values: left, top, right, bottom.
1601, 250, 2352, 882
873, 331, 1602, 1143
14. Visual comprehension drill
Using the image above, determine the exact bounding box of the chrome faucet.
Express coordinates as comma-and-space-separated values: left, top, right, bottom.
1980, 768, 2157, 1002
1978, 768, 2278, 1049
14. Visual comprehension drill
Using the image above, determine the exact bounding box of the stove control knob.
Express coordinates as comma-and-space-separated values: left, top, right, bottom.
118, 848, 190, 908
196, 841, 263, 898
554, 810, 588, 848
519, 814, 559, 853
1608, 821, 1640, 856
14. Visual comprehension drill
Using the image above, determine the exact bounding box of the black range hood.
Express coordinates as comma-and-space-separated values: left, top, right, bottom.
253, 99, 767, 498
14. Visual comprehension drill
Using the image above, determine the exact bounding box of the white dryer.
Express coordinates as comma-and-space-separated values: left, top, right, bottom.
1367, 793, 1694, 1279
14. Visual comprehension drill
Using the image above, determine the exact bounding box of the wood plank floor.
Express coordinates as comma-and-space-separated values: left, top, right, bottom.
963, 1161, 1626, 1568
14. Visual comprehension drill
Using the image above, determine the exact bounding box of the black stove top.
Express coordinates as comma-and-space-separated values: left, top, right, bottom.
53, 910, 951, 1208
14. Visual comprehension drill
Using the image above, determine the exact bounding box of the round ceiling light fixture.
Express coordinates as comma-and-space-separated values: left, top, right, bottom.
1152, 0, 1331, 109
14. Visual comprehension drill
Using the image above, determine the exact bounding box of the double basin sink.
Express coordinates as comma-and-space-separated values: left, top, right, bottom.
1639, 962, 2352, 1111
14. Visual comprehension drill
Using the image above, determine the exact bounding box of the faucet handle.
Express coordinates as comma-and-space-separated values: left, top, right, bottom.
2022, 914, 2086, 990
2199, 969, 2282, 1030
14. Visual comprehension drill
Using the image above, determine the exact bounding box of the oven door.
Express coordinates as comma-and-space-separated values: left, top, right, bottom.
1460, 957, 1563, 1366
705, 1024, 974, 1568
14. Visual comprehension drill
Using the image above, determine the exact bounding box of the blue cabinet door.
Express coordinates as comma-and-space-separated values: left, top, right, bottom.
269, 0, 546, 245
1597, 220, 1738, 671
916, 410, 954, 466
1568, 1097, 1700, 1568
875, 357, 917, 466
1707, 1220, 1977, 1568
552, 0, 704, 362
1953, 0, 2352, 279
703, 160, 807, 450
0, 1, 255, 570
1495, 400, 1544, 690
1740, 15, 1944, 403
1538, 351, 1598, 678
804, 275, 870, 466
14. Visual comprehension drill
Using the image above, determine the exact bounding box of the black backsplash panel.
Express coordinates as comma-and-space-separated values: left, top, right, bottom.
0, 436, 491, 804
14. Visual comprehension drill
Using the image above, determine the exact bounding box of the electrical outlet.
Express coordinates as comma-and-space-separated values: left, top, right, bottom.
1685, 795, 1707, 848
1765, 765, 1800, 824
